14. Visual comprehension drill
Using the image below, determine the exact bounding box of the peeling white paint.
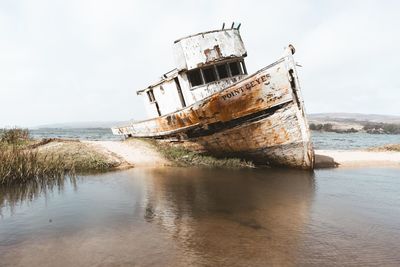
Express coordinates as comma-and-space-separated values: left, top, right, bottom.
173, 29, 246, 70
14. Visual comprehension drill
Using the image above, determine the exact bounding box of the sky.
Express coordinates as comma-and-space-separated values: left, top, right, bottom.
0, 0, 399, 127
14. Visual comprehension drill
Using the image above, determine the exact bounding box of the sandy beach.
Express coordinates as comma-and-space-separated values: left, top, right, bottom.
84, 139, 171, 167
316, 150, 400, 168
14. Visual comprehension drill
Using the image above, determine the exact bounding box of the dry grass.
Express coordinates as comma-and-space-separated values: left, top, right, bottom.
0, 128, 30, 145
0, 129, 71, 186
38, 140, 121, 173
0, 129, 121, 186
0, 147, 73, 186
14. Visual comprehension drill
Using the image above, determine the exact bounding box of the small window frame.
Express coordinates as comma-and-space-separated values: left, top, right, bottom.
187, 69, 204, 87
202, 66, 218, 83
216, 63, 229, 80
229, 61, 241, 77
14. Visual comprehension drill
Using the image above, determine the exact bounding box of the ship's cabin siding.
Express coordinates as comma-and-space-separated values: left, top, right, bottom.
141, 75, 185, 118
138, 28, 248, 118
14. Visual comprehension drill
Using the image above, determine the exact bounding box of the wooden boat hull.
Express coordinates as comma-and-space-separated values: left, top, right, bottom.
112, 54, 314, 169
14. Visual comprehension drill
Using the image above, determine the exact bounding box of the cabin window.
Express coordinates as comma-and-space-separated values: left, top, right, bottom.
188, 59, 247, 88
216, 64, 229, 79
202, 66, 217, 83
147, 90, 155, 102
229, 62, 241, 76
188, 69, 203, 87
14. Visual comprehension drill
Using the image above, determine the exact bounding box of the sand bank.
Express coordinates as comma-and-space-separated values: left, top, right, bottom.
84, 139, 170, 168
315, 150, 400, 168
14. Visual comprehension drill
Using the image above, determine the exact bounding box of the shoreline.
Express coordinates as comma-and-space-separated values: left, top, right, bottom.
41, 139, 400, 170
2, 136, 399, 174
85, 140, 400, 169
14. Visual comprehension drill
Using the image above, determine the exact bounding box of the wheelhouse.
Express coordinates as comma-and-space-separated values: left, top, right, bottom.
137, 27, 247, 118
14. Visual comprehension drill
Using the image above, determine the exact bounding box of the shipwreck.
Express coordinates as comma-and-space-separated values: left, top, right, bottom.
112, 25, 315, 169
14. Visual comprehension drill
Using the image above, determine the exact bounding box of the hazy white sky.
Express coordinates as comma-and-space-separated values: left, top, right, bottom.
0, 0, 399, 127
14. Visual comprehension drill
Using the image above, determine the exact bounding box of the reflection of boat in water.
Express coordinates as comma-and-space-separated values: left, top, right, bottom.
140, 168, 315, 266
112, 25, 314, 169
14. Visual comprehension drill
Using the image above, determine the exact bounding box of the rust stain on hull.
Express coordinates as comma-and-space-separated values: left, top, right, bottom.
186, 104, 314, 168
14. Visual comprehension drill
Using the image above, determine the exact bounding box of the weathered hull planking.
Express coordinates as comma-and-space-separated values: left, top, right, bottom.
112, 54, 314, 169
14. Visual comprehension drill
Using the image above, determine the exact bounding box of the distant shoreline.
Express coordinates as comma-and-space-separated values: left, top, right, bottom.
309, 123, 400, 135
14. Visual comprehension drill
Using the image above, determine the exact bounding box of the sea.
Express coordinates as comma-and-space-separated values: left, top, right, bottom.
30, 127, 400, 150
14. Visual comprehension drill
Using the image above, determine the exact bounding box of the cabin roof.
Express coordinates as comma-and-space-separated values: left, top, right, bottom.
136, 68, 179, 95
173, 29, 233, 44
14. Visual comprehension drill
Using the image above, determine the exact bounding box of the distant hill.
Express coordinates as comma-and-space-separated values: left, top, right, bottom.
308, 113, 400, 124
308, 113, 400, 134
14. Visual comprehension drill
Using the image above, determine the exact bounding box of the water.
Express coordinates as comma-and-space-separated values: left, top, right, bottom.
30, 128, 121, 141
1, 168, 399, 266
312, 131, 400, 150
29, 128, 399, 149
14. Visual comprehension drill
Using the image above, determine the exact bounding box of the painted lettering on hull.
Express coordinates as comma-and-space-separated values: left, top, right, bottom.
221, 74, 270, 101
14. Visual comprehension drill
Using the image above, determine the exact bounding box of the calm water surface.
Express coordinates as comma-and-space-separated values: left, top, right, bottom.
311, 131, 400, 150
30, 128, 120, 141
1, 168, 399, 266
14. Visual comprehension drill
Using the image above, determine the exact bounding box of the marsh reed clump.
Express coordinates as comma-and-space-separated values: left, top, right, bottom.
40, 141, 120, 173
0, 128, 119, 186
0, 128, 30, 146
0, 128, 121, 210
0, 132, 75, 186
